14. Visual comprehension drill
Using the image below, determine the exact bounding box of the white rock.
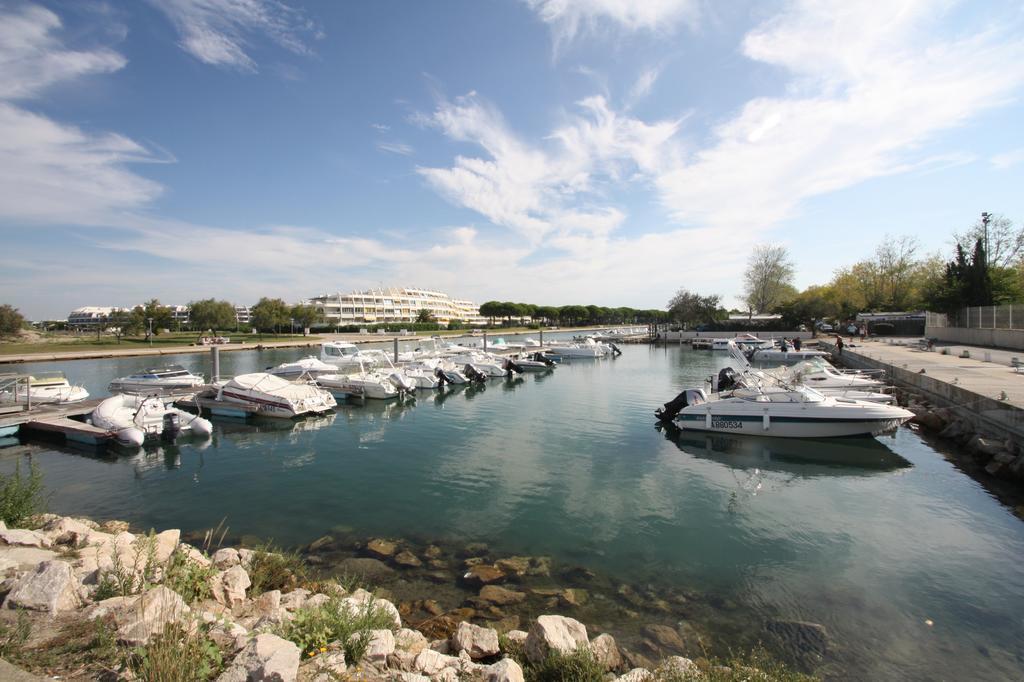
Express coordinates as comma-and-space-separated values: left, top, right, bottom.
152, 529, 180, 564
434, 668, 460, 682
525, 615, 589, 663
304, 593, 331, 609
180, 544, 212, 568
662, 656, 696, 675
348, 587, 374, 604
117, 586, 191, 645
360, 628, 395, 662
482, 658, 525, 682
280, 588, 310, 612
0, 546, 58, 572
42, 518, 95, 547
376, 598, 402, 629
211, 565, 251, 609
217, 633, 301, 682
308, 649, 347, 677
212, 547, 240, 569
4, 560, 82, 613
618, 668, 653, 682
413, 648, 459, 676
396, 628, 428, 655
0, 529, 52, 549
393, 673, 429, 682
209, 621, 249, 653
237, 548, 255, 568
590, 633, 622, 671
504, 630, 528, 646
451, 621, 500, 660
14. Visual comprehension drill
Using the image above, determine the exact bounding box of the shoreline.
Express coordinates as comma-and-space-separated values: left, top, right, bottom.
0, 512, 810, 681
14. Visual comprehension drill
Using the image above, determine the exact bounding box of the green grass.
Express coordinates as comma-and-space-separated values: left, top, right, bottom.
163, 548, 218, 605
246, 542, 309, 595
276, 596, 396, 663
93, 532, 159, 601
0, 461, 48, 527
524, 647, 606, 682
0, 611, 31, 660
0, 332, 319, 356
125, 621, 224, 682
2, 613, 119, 677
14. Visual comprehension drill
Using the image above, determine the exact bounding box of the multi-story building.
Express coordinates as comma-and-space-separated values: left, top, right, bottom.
234, 305, 252, 325
67, 307, 128, 329
306, 287, 485, 327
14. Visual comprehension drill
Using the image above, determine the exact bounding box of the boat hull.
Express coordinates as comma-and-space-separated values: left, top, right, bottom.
675, 412, 908, 438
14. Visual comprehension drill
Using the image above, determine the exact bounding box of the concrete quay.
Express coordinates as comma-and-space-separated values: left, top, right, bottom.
824, 338, 1024, 441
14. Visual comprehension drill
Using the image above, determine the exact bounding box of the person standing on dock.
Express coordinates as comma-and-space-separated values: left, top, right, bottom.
793, 337, 802, 351
836, 335, 844, 356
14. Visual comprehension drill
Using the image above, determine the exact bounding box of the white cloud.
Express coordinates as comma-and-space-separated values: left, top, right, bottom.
991, 147, 1024, 170
0, 4, 165, 225
627, 65, 662, 103
0, 5, 125, 99
148, 0, 319, 71
656, 0, 1024, 231
525, 0, 699, 49
377, 141, 414, 156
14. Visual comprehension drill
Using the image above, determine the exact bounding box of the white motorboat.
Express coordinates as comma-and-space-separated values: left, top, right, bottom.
655, 342, 912, 438
267, 356, 337, 379
770, 360, 886, 390
749, 348, 829, 362
548, 338, 609, 358
320, 341, 382, 371
317, 369, 416, 400
108, 365, 205, 394
712, 334, 774, 350
1, 372, 89, 404
216, 373, 337, 418
91, 394, 212, 447
512, 352, 558, 371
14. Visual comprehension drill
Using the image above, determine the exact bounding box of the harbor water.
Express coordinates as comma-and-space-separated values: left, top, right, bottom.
2, 339, 1022, 680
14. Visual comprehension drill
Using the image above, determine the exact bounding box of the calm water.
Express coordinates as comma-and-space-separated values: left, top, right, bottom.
2, 340, 1023, 680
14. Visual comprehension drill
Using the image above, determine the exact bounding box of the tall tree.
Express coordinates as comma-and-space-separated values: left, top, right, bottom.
873, 235, 920, 310
415, 308, 435, 324
742, 244, 795, 314
251, 297, 291, 334
955, 213, 1024, 268
107, 308, 143, 343
666, 289, 721, 327
189, 299, 236, 336
141, 299, 172, 336
290, 304, 321, 335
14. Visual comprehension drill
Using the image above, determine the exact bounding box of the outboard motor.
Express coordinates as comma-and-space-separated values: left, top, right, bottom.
388, 372, 416, 394
161, 412, 181, 440
434, 367, 450, 386
655, 391, 691, 422
503, 359, 524, 376
532, 352, 556, 367
610, 342, 622, 356
717, 367, 741, 392
464, 364, 487, 383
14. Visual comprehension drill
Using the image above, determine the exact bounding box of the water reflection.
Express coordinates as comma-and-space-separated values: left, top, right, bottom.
660, 423, 912, 476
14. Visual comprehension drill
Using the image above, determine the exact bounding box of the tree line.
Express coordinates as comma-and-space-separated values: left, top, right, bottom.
477, 301, 668, 327
666, 213, 1024, 329
101, 298, 322, 339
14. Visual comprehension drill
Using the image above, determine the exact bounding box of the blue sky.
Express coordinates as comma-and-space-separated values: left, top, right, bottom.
2, 0, 1024, 319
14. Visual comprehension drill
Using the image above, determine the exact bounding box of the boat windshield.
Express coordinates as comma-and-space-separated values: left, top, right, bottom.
794, 385, 826, 402
324, 344, 359, 357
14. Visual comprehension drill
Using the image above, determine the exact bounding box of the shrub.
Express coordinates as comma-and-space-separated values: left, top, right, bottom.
0, 461, 47, 527
525, 646, 605, 682
276, 596, 395, 663
94, 532, 159, 600
247, 542, 308, 595
163, 549, 217, 604
126, 621, 223, 682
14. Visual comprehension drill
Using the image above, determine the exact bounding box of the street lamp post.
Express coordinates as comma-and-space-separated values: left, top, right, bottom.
982, 211, 991, 266
147, 317, 153, 347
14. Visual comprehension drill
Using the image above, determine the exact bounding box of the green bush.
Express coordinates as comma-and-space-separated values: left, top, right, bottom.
126, 621, 223, 682
247, 542, 309, 595
525, 647, 605, 682
94, 532, 159, 600
163, 549, 217, 604
276, 596, 395, 663
0, 461, 47, 527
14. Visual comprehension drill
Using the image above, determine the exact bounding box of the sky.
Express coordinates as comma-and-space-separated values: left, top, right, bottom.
2, 0, 1024, 319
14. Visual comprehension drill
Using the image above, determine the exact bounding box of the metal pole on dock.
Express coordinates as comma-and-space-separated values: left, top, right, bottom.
483, 331, 487, 352
540, 329, 544, 346
211, 346, 220, 383
394, 338, 399, 364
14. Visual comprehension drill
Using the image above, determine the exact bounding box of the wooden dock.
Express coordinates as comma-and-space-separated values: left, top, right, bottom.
0, 398, 113, 444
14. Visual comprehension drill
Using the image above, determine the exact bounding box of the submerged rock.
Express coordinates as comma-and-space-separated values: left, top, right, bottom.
338, 557, 395, 582
462, 564, 506, 586
479, 585, 526, 606
766, 619, 829, 669
394, 550, 422, 568
641, 624, 686, 653
366, 538, 398, 559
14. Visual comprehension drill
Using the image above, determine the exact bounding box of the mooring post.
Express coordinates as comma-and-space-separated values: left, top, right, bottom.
394, 337, 399, 364
483, 331, 487, 352
211, 346, 220, 383
539, 328, 544, 347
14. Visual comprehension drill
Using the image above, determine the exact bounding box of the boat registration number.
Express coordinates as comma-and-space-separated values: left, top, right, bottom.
711, 419, 742, 429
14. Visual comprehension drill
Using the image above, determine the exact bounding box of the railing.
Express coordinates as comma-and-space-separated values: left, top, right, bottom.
929, 305, 1024, 330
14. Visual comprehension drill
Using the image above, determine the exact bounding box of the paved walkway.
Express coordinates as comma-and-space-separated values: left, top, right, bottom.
829, 337, 1024, 409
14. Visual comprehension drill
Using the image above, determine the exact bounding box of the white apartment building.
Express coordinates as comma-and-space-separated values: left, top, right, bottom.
307, 287, 485, 326
67, 307, 126, 329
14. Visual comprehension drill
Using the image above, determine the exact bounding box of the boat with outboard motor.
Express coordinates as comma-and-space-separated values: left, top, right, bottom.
91, 394, 212, 447
655, 341, 913, 438
108, 365, 205, 394
214, 373, 337, 418
320, 341, 384, 371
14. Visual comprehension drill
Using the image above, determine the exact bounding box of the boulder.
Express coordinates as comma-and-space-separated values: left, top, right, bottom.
423, 545, 443, 559
42, 517, 95, 548
337, 557, 395, 583
503, 629, 528, 646
361, 628, 396, 662
116, 586, 190, 645
212, 548, 240, 569
307, 535, 334, 552
0, 530, 52, 549
481, 658, 525, 682
211, 565, 251, 609
394, 551, 422, 568
525, 615, 588, 663
237, 548, 255, 567
152, 529, 181, 564
617, 668, 653, 682
4, 560, 81, 613
305, 649, 347, 678
908, 408, 945, 432
366, 538, 397, 559
0, 547, 58, 572
661, 656, 696, 676
495, 556, 549, 578
450, 621, 500, 659
589, 633, 622, 671
479, 585, 525, 606
280, 588, 310, 612
413, 648, 459, 675
641, 624, 685, 653
558, 588, 588, 607
462, 564, 506, 586
209, 620, 249, 653
217, 633, 300, 682
180, 544, 212, 568
396, 627, 428, 655
99, 520, 130, 534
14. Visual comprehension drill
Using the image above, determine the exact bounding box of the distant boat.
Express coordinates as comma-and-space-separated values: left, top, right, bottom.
108, 365, 205, 393
2, 372, 89, 404
267, 356, 337, 379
